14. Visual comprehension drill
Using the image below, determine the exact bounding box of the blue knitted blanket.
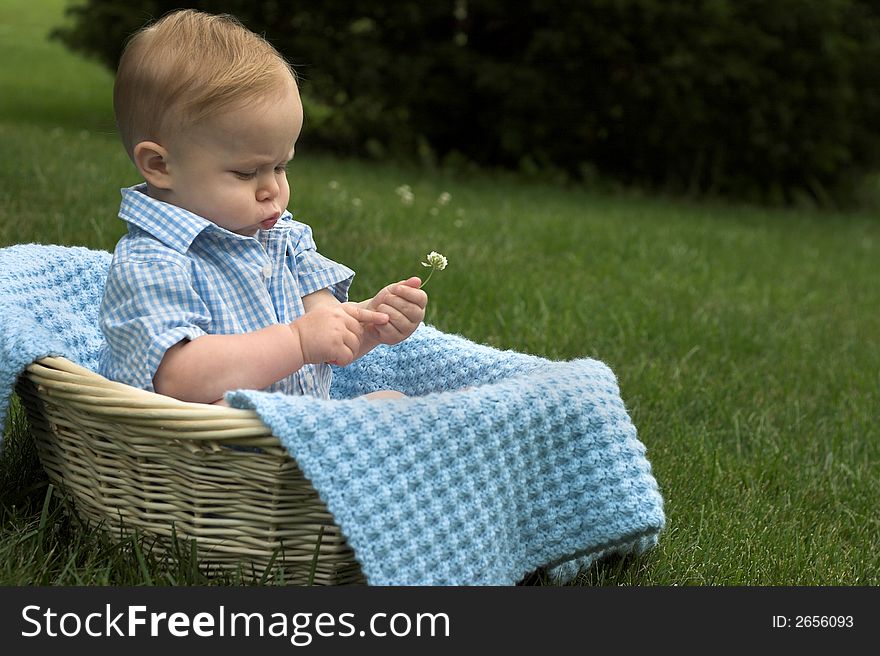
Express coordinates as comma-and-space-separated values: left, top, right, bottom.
0, 243, 665, 585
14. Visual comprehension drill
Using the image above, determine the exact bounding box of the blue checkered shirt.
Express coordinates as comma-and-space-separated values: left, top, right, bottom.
97, 184, 354, 399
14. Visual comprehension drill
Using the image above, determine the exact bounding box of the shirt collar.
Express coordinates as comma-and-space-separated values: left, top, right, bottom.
118, 184, 293, 253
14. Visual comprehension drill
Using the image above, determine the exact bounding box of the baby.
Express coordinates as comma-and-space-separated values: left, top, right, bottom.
97, 9, 426, 404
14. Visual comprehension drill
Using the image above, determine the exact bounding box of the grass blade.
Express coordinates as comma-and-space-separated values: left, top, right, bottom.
131, 532, 154, 585
308, 526, 325, 587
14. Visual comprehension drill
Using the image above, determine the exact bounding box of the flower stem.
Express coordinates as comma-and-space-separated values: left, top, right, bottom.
420, 268, 435, 289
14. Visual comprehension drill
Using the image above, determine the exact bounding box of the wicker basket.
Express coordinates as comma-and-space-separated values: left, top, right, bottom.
14, 356, 365, 585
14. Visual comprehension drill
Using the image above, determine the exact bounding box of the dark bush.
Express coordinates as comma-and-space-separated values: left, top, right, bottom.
53, 0, 880, 204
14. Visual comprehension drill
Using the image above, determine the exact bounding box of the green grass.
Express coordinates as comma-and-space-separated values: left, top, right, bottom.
2, 0, 879, 586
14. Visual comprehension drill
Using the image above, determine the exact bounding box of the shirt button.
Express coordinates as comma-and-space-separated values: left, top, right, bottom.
261, 264, 272, 279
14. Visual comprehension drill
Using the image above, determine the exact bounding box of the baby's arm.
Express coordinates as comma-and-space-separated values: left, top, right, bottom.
153, 303, 389, 404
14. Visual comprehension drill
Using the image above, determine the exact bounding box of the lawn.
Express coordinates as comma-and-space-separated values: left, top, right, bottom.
1, 0, 879, 585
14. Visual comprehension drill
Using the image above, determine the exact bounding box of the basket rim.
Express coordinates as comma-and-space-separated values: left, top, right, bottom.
24, 356, 276, 443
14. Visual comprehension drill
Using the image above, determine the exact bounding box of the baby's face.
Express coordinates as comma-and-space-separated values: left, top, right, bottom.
162, 76, 303, 236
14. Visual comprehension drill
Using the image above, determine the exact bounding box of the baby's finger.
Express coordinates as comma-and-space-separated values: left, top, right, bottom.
344, 304, 389, 325
376, 318, 414, 345
390, 283, 428, 308
331, 328, 360, 364
374, 322, 407, 344
399, 276, 422, 289
331, 346, 355, 367
370, 286, 394, 308
343, 325, 362, 352
379, 301, 419, 328
342, 312, 365, 336
376, 302, 409, 332
383, 292, 427, 321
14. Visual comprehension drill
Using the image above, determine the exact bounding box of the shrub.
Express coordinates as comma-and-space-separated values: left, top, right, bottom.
52, 0, 880, 205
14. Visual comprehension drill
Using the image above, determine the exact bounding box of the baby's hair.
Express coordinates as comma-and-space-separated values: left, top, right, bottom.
114, 9, 296, 158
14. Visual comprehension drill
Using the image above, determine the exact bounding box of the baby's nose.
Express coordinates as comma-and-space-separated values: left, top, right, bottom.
257, 177, 279, 200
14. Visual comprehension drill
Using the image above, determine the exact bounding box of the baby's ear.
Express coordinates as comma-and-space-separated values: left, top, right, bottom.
132, 141, 172, 189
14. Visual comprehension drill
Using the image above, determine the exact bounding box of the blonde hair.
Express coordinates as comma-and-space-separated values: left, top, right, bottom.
114, 9, 296, 158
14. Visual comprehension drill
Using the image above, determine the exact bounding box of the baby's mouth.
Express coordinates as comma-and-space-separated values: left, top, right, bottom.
260, 213, 281, 230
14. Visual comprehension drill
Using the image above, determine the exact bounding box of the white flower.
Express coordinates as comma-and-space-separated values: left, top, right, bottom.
437, 191, 452, 206
419, 251, 448, 289
352, 197, 362, 208
421, 251, 448, 271
395, 184, 414, 206
328, 180, 340, 191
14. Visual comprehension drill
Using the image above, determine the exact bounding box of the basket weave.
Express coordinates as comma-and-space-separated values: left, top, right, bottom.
15, 356, 365, 585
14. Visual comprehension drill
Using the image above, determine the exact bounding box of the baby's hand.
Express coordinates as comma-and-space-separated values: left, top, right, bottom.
365, 277, 427, 345
291, 304, 389, 366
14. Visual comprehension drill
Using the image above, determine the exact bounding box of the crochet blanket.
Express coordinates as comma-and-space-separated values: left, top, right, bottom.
0, 243, 666, 585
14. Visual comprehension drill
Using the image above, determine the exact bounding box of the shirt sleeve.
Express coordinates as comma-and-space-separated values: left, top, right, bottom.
287, 221, 355, 302
98, 257, 210, 392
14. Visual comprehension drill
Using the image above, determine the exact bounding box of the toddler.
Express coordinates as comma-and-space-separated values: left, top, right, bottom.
98, 9, 426, 404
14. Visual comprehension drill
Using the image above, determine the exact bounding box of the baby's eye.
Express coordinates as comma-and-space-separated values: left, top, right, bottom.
232, 170, 257, 180
275, 163, 288, 174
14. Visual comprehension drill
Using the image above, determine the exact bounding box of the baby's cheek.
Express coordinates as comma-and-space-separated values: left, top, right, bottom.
279, 178, 292, 207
